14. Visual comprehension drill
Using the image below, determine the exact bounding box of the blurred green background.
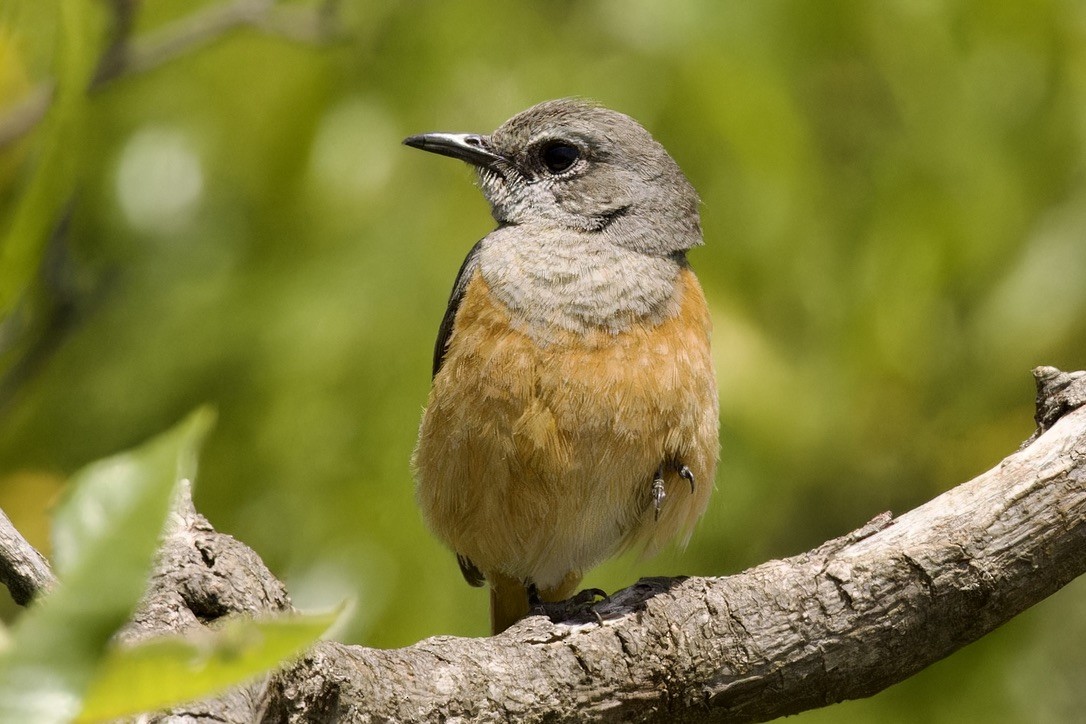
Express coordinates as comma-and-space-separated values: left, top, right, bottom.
2, 0, 1085, 720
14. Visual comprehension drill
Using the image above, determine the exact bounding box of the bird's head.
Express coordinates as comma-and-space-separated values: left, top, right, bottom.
404, 98, 702, 257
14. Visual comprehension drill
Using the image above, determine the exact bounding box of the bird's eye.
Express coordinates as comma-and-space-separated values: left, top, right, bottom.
540, 142, 580, 174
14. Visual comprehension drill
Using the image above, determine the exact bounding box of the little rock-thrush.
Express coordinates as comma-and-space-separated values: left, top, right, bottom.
406, 99, 719, 634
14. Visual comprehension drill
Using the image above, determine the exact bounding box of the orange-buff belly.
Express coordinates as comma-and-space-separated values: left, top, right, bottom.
413, 267, 719, 590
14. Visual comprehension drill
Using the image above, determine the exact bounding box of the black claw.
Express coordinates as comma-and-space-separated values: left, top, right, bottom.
677, 464, 695, 493
532, 588, 610, 626
579, 588, 608, 601
527, 582, 541, 606
651, 465, 666, 521
578, 588, 610, 626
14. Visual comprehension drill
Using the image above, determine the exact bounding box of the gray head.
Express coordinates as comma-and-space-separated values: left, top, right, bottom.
404, 99, 702, 257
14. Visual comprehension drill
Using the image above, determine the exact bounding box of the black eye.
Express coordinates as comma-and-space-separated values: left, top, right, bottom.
540, 142, 580, 173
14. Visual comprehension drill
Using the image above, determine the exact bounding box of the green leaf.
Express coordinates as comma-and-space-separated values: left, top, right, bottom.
0, 0, 106, 318
0, 408, 215, 724
77, 607, 343, 723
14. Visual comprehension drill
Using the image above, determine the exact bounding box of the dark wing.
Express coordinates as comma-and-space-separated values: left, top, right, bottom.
457, 553, 486, 587
432, 238, 485, 378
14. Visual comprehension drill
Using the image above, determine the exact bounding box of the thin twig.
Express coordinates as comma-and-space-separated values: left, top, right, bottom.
90, 0, 139, 87
0, 0, 343, 148
99, 0, 274, 85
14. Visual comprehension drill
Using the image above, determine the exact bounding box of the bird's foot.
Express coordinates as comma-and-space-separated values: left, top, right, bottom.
676, 462, 695, 493
650, 461, 696, 519
532, 588, 610, 626
527, 582, 542, 606
651, 466, 666, 521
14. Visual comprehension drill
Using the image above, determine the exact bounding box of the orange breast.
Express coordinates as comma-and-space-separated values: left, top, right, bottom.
412, 268, 719, 589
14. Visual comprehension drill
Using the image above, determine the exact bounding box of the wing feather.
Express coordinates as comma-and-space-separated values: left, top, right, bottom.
432, 238, 486, 378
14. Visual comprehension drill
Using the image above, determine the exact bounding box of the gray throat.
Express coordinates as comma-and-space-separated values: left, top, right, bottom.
475, 225, 684, 342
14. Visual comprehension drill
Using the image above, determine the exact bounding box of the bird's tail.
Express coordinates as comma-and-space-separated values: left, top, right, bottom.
490, 573, 529, 635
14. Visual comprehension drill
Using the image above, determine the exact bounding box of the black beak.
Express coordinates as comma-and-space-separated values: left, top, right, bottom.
403, 132, 505, 168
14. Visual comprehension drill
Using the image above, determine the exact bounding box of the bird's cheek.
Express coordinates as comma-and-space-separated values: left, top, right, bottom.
489, 193, 537, 226
477, 170, 503, 197
558, 188, 631, 220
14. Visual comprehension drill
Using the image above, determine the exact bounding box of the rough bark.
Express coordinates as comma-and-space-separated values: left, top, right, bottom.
1, 367, 1085, 722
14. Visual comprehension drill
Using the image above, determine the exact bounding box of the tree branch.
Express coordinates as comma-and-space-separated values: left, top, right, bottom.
1, 368, 1084, 722
259, 379, 1086, 723
0, 507, 56, 605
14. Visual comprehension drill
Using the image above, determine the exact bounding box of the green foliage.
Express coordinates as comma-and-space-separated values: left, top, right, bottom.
0, 409, 213, 722
77, 607, 341, 723
1, 1, 1085, 722
0, 408, 338, 723
0, 0, 103, 317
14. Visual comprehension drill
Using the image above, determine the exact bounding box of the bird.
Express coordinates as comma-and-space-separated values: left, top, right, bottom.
406, 98, 719, 635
